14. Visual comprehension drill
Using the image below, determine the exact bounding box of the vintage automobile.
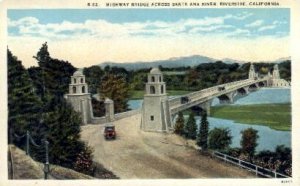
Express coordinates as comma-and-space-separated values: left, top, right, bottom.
104, 123, 116, 140
218, 86, 225, 91
181, 96, 190, 104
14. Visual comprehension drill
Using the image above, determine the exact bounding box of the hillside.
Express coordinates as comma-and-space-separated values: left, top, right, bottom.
99, 55, 291, 70
100, 55, 217, 70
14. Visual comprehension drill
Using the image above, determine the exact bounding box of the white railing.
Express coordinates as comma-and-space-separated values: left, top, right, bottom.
213, 151, 290, 178
169, 78, 269, 112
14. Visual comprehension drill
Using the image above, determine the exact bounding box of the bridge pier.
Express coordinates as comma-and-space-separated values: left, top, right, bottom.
198, 99, 213, 116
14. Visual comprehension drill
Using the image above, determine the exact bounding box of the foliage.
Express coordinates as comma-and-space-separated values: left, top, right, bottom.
30, 42, 76, 99
184, 112, 197, 139
196, 111, 209, 150
91, 97, 105, 117
126, 60, 291, 94
208, 127, 232, 150
174, 112, 185, 135
74, 146, 95, 176
99, 74, 130, 113
8, 42, 94, 171
253, 145, 292, 176
240, 128, 259, 162
83, 66, 104, 94
7, 49, 42, 145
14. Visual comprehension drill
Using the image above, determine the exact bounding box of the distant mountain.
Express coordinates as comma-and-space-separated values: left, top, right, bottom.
98, 55, 290, 70
99, 55, 218, 70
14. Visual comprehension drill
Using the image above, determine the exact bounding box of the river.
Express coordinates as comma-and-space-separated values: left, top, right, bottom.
128, 88, 291, 151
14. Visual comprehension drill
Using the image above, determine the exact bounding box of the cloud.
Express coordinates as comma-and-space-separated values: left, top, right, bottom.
232, 12, 253, 20
258, 25, 276, 32
7, 12, 289, 68
225, 28, 251, 37
8, 13, 252, 40
245, 20, 264, 28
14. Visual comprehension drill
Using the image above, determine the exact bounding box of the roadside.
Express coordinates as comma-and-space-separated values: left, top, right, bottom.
8, 145, 94, 179
81, 114, 255, 179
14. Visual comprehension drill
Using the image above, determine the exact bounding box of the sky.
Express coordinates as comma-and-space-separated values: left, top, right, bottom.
7, 8, 290, 68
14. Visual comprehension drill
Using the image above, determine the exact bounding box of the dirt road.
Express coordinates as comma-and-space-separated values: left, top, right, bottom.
80, 114, 254, 179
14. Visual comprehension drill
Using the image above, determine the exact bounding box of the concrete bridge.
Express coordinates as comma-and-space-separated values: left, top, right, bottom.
141, 64, 290, 133
64, 64, 290, 131
168, 77, 268, 116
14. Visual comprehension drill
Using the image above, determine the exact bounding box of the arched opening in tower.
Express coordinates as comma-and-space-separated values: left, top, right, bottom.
150, 86, 155, 94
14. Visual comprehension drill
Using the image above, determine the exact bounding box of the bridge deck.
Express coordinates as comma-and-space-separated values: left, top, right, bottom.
169, 78, 268, 114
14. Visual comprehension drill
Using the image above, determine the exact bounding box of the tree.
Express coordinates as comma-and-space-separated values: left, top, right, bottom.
91, 97, 105, 117
240, 128, 259, 162
26, 43, 94, 170
184, 112, 197, 139
99, 74, 130, 113
37, 99, 86, 168
31, 42, 76, 99
174, 112, 185, 135
208, 127, 232, 150
196, 111, 209, 150
83, 66, 104, 94
7, 49, 42, 145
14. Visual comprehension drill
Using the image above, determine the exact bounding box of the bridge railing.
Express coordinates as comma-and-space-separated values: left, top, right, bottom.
213, 151, 290, 178
169, 78, 269, 110
168, 78, 253, 107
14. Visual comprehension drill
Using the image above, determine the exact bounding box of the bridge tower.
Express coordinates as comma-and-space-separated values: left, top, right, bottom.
65, 70, 93, 124
248, 63, 257, 79
141, 68, 172, 132
272, 64, 280, 79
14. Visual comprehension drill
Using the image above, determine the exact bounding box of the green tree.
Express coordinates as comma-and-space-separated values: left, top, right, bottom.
99, 74, 130, 113
83, 66, 104, 94
174, 112, 185, 135
196, 111, 209, 150
7, 49, 42, 145
240, 128, 259, 162
31, 42, 76, 99
27, 43, 94, 170
36, 99, 85, 168
208, 127, 232, 150
184, 112, 197, 139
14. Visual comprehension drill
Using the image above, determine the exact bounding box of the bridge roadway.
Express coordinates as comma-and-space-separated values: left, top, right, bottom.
169, 77, 268, 115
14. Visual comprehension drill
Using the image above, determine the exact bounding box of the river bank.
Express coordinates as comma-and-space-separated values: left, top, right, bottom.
210, 103, 291, 131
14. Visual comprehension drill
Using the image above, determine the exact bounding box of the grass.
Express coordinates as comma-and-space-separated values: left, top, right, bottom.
211, 103, 291, 131
129, 90, 192, 99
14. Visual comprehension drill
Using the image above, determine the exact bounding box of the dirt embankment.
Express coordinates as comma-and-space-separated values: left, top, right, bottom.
81, 114, 255, 179
8, 145, 95, 179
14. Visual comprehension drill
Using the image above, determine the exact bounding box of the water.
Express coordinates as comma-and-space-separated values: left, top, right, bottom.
212, 88, 291, 106
128, 88, 291, 151
128, 99, 143, 110
204, 117, 290, 152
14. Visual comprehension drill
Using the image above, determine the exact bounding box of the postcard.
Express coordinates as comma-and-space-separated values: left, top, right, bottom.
0, 0, 299, 186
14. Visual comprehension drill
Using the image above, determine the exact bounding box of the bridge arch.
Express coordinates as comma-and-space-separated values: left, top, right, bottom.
258, 81, 266, 87
237, 87, 248, 95
217, 94, 232, 104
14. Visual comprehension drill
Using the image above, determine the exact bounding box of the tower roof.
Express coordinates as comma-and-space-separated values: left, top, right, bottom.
150, 68, 162, 74
73, 70, 83, 76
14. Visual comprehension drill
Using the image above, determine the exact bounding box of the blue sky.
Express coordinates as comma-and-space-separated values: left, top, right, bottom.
7, 9, 290, 67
